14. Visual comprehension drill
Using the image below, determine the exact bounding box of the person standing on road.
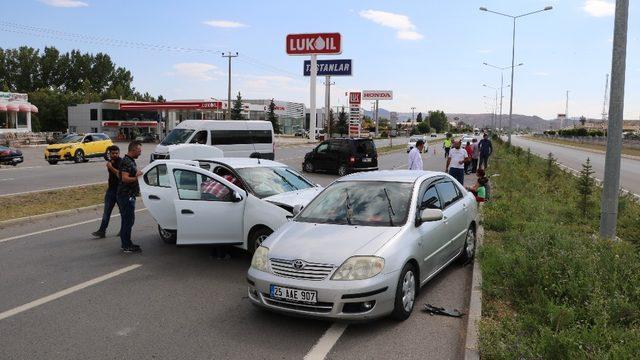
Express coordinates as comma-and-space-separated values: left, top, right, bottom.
408, 139, 425, 170
446, 140, 469, 186
471, 138, 479, 173
443, 133, 452, 158
478, 133, 493, 170
464, 141, 473, 174
92, 145, 122, 238
117, 141, 143, 253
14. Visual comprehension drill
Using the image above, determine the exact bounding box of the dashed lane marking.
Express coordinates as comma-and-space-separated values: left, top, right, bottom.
303, 323, 348, 360
0, 264, 142, 321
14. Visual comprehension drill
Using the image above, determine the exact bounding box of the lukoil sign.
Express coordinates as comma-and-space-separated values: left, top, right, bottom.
362, 90, 393, 100
286, 33, 342, 55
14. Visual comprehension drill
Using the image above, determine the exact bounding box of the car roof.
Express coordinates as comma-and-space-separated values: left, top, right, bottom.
195, 157, 287, 169
337, 170, 444, 183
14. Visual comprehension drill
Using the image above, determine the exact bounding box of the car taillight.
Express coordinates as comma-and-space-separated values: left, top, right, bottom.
348, 156, 356, 164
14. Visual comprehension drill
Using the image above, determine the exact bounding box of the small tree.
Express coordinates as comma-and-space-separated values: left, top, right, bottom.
579, 116, 587, 127
545, 153, 556, 181
267, 98, 280, 134
231, 91, 244, 120
526, 148, 532, 165
416, 112, 423, 123
577, 158, 595, 217
337, 108, 348, 136
417, 121, 430, 134
324, 109, 335, 136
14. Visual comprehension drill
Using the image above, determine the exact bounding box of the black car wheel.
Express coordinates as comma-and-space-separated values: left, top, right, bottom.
303, 161, 314, 173
248, 227, 273, 255
158, 225, 177, 244
48, 160, 58, 165
74, 149, 85, 163
337, 164, 349, 177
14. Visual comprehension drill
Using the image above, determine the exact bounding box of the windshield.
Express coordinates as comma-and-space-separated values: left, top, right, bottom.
297, 181, 413, 227
161, 128, 195, 145
354, 140, 376, 155
236, 166, 314, 198
60, 135, 84, 143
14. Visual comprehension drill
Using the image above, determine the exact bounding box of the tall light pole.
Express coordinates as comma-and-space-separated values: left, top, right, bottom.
480, 5, 553, 143
600, 0, 629, 240
222, 52, 239, 120
483, 62, 519, 132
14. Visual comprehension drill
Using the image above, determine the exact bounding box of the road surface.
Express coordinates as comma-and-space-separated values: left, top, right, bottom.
510, 136, 640, 196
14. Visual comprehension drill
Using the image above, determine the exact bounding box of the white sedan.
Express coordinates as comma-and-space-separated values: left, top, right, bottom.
407, 135, 428, 153
139, 158, 322, 253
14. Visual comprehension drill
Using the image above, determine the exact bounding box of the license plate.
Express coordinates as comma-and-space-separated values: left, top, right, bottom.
362, 158, 372, 163
270, 285, 317, 304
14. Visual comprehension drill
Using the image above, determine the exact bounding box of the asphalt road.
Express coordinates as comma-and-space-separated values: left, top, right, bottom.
510, 135, 640, 196
0, 145, 473, 360
0, 138, 418, 196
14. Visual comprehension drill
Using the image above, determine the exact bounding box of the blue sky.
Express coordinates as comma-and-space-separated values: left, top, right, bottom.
1, 0, 638, 119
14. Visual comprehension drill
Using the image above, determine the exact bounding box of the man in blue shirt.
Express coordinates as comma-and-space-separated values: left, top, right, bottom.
478, 133, 493, 170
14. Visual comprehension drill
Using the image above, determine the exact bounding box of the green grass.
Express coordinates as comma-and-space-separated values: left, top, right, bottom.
479, 140, 640, 359
0, 184, 107, 222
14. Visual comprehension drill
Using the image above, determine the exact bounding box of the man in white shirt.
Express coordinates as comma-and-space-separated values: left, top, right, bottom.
408, 139, 425, 170
446, 140, 469, 185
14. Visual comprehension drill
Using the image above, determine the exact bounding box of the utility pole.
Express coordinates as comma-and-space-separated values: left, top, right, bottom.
601, 73, 609, 121
411, 107, 416, 124
324, 76, 334, 139
374, 100, 379, 137
600, 0, 629, 240
563, 90, 570, 128
222, 52, 239, 120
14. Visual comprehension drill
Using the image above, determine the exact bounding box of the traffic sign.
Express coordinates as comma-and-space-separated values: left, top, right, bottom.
303, 59, 352, 76
286, 33, 342, 55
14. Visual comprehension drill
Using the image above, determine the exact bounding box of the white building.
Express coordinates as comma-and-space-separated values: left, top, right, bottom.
0, 92, 37, 133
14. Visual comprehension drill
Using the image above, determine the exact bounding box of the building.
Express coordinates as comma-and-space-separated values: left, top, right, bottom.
0, 91, 37, 133
68, 98, 305, 139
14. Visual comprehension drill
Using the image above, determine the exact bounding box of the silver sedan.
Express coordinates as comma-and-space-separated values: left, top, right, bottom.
247, 170, 478, 321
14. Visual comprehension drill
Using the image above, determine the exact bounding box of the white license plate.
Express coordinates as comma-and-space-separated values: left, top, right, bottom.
362, 158, 372, 163
270, 285, 317, 304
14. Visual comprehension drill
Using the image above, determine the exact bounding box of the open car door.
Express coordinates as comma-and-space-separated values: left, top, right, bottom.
169, 162, 247, 245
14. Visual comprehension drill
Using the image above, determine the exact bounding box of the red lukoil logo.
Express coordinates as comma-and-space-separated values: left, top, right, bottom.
286, 33, 342, 55
349, 92, 361, 105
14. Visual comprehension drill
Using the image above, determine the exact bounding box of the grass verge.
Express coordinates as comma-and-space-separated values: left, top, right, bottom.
525, 135, 640, 158
479, 139, 640, 358
0, 184, 107, 222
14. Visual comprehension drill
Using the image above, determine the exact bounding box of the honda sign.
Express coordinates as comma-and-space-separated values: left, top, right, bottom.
362, 90, 393, 100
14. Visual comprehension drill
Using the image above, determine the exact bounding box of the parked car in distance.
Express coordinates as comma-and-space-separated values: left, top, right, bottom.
0, 145, 23, 166
303, 138, 378, 177
407, 135, 428, 153
248, 170, 478, 321
430, 134, 437, 138
294, 129, 305, 137
152, 120, 275, 161
135, 132, 157, 143
140, 157, 323, 253
460, 136, 475, 145
44, 133, 113, 165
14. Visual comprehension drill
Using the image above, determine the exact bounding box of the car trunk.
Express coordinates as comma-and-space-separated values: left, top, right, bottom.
349, 139, 377, 169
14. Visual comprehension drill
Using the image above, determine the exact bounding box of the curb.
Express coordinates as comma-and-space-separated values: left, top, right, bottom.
527, 137, 640, 161
0, 203, 105, 229
464, 224, 483, 360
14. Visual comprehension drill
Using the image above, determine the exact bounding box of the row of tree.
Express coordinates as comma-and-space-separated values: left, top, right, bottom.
0, 46, 160, 131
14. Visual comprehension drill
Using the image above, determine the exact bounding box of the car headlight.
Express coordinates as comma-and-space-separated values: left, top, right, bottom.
251, 246, 270, 273
331, 256, 385, 281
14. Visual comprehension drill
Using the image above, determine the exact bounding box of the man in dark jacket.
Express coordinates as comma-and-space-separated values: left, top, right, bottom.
478, 133, 493, 170
117, 141, 143, 253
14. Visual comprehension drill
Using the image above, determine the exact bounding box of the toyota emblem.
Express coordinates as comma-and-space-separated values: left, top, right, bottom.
292, 259, 305, 270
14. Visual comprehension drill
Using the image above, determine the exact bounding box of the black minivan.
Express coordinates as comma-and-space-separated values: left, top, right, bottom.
302, 138, 378, 176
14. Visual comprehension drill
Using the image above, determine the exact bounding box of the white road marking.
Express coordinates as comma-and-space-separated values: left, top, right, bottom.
0, 181, 107, 197
0, 264, 142, 321
0, 178, 15, 181
0, 165, 45, 171
0, 208, 147, 244
303, 323, 348, 360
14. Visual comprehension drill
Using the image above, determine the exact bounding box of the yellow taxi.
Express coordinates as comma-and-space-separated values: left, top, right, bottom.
44, 133, 113, 165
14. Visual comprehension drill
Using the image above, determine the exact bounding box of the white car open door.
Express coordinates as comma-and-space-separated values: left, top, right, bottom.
169, 163, 246, 245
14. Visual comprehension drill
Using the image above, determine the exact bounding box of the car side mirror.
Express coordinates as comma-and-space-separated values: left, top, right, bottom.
419, 209, 444, 224
292, 204, 303, 216
232, 191, 243, 203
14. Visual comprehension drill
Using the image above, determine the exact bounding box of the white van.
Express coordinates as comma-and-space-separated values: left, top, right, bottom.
152, 120, 275, 161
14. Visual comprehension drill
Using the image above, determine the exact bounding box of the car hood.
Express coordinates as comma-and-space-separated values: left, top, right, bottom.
263, 187, 323, 208
265, 222, 401, 265
47, 143, 77, 150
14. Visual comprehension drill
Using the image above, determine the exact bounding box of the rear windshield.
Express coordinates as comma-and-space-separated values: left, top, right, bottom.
354, 140, 376, 155
161, 129, 195, 145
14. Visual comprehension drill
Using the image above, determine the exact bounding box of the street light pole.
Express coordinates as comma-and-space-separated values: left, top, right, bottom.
600, 0, 629, 240
483, 62, 519, 132
222, 52, 239, 120
480, 5, 553, 143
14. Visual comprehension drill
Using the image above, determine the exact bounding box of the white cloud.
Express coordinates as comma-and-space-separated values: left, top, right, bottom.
477, 49, 493, 54
39, 0, 88, 7
359, 9, 423, 40
583, 0, 615, 17
168, 63, 221, 81
203, 20, 248, 28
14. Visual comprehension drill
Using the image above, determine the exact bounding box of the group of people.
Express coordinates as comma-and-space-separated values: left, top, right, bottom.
408, 132, 493, 203
91, 140, 144, 253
